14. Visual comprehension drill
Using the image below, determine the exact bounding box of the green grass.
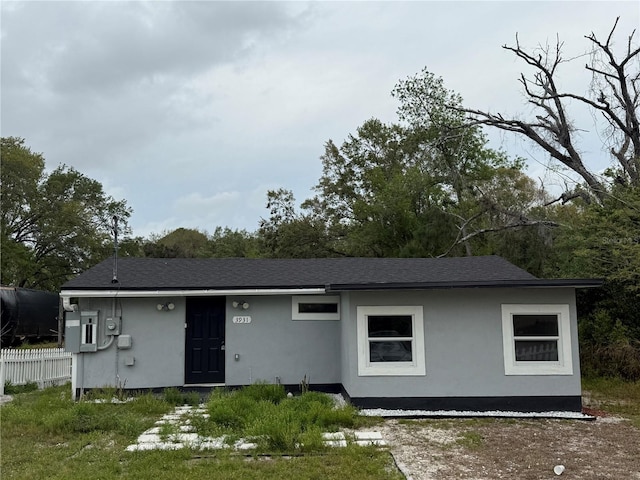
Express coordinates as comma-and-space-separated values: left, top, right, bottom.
582, 376, 640, 427
195, 384, 368, 453
0, 384, 401, 480
3, 381, 39, 394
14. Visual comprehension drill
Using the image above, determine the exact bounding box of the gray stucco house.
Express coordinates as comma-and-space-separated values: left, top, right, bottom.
60, 256, 600, 411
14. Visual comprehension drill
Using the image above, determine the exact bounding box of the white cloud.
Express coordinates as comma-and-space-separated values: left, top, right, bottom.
2, 1, 638, 239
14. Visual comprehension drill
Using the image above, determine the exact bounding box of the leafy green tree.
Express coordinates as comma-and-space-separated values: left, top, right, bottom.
305, 69, 549, 259
259, 189, 337, 258
143, 228, 210, 258
209, 227, 260, 258
1, 137, 131, 291
544, 185, 640, 378
143, 227, 260, 259
308, 120, 457, 257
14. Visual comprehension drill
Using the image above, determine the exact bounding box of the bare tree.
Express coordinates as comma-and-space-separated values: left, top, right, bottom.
461, 17, 640, 204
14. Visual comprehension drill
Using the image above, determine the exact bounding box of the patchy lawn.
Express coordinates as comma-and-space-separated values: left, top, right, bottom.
2, 379, 639, 480
379, 378, 640, 479
380, 415, 639, 479
0, 384, 400, 480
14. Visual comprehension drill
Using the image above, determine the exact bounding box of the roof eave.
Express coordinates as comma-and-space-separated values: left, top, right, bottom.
60, 287, 327, 298
326, 279, 604, 291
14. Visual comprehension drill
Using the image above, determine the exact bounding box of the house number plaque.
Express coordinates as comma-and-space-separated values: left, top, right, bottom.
232, 316, 252, 324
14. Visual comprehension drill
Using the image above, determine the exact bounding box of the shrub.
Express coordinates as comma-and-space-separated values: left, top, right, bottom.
580, 341, 640, 380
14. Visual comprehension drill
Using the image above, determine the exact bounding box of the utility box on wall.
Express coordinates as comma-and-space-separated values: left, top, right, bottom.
105, 317, 121, 336
80, 311, 99, 352
64, 310, 99, 353
64, 310, 81, 353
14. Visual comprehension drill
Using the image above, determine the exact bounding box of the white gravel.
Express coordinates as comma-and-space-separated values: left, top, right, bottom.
360, 408, 594, 419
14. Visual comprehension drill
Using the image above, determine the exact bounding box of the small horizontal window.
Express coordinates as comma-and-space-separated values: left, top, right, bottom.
298, 302, 339, 314
292, 295, 340, 320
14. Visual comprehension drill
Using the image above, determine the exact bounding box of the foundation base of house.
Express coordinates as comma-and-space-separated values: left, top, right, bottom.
345, 394, 583, 413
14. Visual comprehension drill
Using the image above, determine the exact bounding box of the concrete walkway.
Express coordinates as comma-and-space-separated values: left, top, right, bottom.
126, 404, 386, 452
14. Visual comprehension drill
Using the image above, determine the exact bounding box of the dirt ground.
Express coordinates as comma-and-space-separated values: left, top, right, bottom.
378, 413, 640, 480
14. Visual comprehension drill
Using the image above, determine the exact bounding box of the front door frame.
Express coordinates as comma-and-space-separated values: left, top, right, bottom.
185, 296, 226, 385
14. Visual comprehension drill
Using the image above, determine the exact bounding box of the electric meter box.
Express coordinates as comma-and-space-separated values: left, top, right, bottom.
105, 317, 121, 336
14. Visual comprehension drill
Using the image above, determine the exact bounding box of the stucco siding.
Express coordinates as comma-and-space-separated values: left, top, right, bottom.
73, 297, 186, 390
341, 288, 581, 399
225, 295, 341, 386
72, 295, 341, 390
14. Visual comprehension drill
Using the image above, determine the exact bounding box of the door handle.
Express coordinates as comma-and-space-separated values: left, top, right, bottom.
221, 343, 225, 351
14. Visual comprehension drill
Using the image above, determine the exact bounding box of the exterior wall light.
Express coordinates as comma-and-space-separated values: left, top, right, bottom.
156, 302, 175, 311
232, 300, 250, 310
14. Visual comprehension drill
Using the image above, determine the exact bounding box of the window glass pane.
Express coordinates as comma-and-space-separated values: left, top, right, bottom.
515, 340, 559, 361
368, 315, 412, 337
369, 341, 413, 362
513, 315, 558, 336
298, 303, 338, 314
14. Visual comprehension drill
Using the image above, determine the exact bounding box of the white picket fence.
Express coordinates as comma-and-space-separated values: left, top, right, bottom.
0, 348, 72, 395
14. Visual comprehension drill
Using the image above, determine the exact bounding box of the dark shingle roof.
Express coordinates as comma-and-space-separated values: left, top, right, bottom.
60, 256, 600, 292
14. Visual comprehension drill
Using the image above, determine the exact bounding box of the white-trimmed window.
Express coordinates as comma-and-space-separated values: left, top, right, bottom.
292, 295, 340, 321
357, 306, 425, 376
501, 304, 573, 375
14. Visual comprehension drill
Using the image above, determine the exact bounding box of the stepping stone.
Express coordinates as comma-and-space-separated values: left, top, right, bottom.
354, 431, 383, 440
354, 431, 386, 446
199, 438, 229, 450
324, 440, 348, 447
170, 433, 200, 443
137, 433, 162, 443
322, 432, 345, 440
235, 441, 258, 450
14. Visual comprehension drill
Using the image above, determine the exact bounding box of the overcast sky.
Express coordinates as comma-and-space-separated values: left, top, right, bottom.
2, 1, 639, 238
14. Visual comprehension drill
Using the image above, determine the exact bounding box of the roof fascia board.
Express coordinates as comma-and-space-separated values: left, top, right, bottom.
327, 279, 603, 291
60, 288, 327, 298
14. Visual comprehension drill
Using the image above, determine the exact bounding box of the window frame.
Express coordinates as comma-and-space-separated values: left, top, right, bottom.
292, 295, 340, 321
501, 304, 573, 375
357, 305, 426, 376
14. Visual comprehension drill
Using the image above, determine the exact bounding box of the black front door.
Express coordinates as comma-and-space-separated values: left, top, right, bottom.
185, 297, 225, 384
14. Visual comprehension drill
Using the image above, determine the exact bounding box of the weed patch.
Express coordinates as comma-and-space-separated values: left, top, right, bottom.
582, 376, 640, 426
162, 387, 201, 406
200, 384, 362, 453
2, 381, 38, 394
1, 384, 401, 480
